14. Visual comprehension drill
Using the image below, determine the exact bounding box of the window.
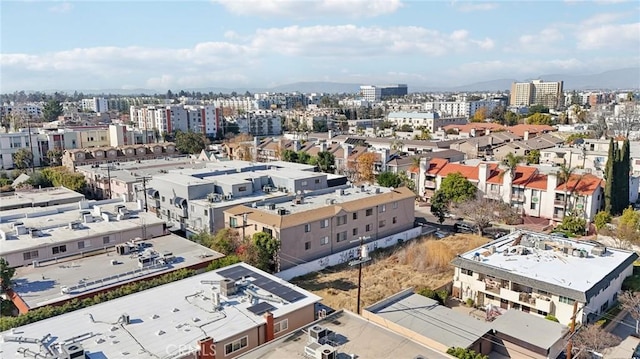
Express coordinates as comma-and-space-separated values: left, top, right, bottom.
23, 250, 39, 261
352, 212, 358, 220
314, 179, 320, 184
537, 310, 548, 316
305, 241, 311, 250
204, 209, 208, 216
320, 236, 329, 245
352, 228, 358, 236
530, 202, 537, 210
225, 336, 248, 355
379, 220, 386, 228
522, 306, 530, 313
263, 227, 273, 236
162, 196, 166, 202
600, 301, 608, 313
366, 224, 372, 232
304, 223, 311, 232
238, 186, 247, 192
392, 217, 397, 224
52, 245, 67, 255
512, 303, 521, 310
337, 215, 347, 226
77, 240, 90, 249
378, 204, 386, 213
490, 184, 498, 192
366, 208, 373, 216
301, 181, 307, 187
103, 236, 111, 244
320, 219, 329, 228
274, 319, 289, 333
559, 296, 575, 305
393, 201, 398, 209
336, 231, 347, 242
461, 269, 473, 276
486, 294, 495, 300
230, 217, 238, 228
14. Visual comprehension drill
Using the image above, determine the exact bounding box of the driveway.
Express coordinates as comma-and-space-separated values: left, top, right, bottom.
414, 203, 457, 233
611, 311, 638, 339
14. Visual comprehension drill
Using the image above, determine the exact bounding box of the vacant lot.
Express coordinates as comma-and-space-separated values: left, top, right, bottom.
291, 234, 489, 312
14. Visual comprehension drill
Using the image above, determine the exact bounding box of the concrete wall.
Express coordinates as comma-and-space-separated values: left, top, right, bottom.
276, 227, 421, 280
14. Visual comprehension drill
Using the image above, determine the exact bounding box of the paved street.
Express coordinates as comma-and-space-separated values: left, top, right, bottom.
414, 203, 457, 233
612, 312, 638, 339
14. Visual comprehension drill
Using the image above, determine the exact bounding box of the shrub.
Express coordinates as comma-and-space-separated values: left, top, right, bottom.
594, 211, 612, 231
447, 347, 488, 359
206, 255, 241, 271
466, 298, 475, 307
417, 288, 442, 304
545, 314, 559, 322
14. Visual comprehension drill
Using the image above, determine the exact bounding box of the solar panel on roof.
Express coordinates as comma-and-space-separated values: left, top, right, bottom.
246, 302, 276, 315
218, 265, 308, 303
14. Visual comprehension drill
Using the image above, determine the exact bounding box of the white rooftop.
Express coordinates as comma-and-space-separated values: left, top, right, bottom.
0, 200, 165, 255
456, 231, 638, 293
12, 234, 222, 309
0, 263, 321, 359
0, 187, 84, 210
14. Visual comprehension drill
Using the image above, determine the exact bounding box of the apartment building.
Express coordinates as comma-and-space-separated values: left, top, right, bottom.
61, 142, 179, 170
130, 104, 221, 136
0, 262, 322, 359
80, 97, 108, 113
424, 100, 499, 118
235, 110, 283, 136
387, 111, 467, 133
419, 158, 605, 222
452, 230, 638, 324
0, 131, 43, 169
0, 199, 167, 267
510, 80, 564, 109
224, 186, 415, 270
492, 133, 564, 161
0, 186, 84, 212
360, 84, 408, 102
145, 161, 343, 235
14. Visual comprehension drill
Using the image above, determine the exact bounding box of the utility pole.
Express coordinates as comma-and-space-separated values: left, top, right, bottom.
349, 236, 371, 314
235, 212, 252, 239
99, 163, 116, 199
566, 300, 579, 359
26, 115, 35, 173
134, 175, 151, 212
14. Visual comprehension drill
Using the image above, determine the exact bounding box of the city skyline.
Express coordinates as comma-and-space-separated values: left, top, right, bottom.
1, 0, 639, 92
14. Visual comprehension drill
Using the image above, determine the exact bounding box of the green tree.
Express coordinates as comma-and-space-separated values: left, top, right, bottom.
316, 151, 335, 173
605, 139, 630, 215
399, 124, 413, 132
12, 148, 33, 170
525, 149, 540, 164
39, 167, 86, 192
252, 232, 280, 273
42, 100, 64, 122
297, 151, 311, 164
504, 111, 519, 126
556, 215, 586, 236
619, 206, 640, 229
0, 258, 15, 292
175, 130, 208, 154
620, 139, 631, 211
526, 113, 552, 125
46, 149, 63, 167
281, 149, 298, 163
431, 173, 477, 223
557, 164, 578, 216
528, 104, 549, 114
413, 128, 432, 140
594, 211, 612, 231
430, 191, 449, 223
377, 171, 403, 188
446, 347, 488, 359
605, 138, 618, 214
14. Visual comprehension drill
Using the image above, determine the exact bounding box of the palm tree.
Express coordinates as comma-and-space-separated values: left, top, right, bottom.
557, 164, 581, 216
499, 152, 525, 205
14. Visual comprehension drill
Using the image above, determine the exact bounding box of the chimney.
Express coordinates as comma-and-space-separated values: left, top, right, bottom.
344, 144, 352, 160
328, 129, 333, 139
523, 130, 529, 141
293, 140, 301, 152
197, 337, 215, 359
485, 128, 491, 136
264, 312, 275, 342
320, 142, 327, 152
478, 163, 489, 181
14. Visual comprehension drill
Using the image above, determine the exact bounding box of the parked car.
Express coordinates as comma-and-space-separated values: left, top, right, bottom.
453, 221, 478, 234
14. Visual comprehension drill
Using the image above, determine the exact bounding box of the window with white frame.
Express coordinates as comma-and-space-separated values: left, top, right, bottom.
320, 219, 329, 228
224, 336, 248, 355
304, 223, 311, 232
103, 236, 111, 244
320, 236, 329, 245
274, 319, 289, 333
378, 204, 386, 213
23, 250, 39, 261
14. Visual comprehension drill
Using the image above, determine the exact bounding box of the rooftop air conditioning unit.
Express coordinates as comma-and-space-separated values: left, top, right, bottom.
220, 278, 236, 297
317, 346, 337, 359
59, 343, 86, 359
309, 325, 328, 343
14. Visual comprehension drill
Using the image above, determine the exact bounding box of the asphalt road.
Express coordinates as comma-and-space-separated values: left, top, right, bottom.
414, 204, 457, 233
612, 312, 638, 339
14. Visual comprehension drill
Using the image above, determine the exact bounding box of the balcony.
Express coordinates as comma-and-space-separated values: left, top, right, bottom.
511, 193, 525, 202
554, 199, 565, 207
553, 212, 564, 220
535, 297, 554, 312
424, 180, 436, 189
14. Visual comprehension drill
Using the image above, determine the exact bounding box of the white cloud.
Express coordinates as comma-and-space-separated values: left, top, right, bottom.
577, 22, 640, 50
213, 0, 402, 18
49, 2, 73, 13
454, 2, 498, 12
581, 12, 626, 26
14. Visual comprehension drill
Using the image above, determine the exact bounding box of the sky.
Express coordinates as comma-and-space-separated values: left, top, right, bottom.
1, 0, 639, 92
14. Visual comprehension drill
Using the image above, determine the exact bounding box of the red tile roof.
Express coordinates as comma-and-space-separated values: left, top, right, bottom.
425, 158, 449, 175
442, 122, 506, 133
555, 173, 604, 195
437, 163, 479, 181
507, 124, 555, 137
526, 174, 548, 190
486, 165, 547, 189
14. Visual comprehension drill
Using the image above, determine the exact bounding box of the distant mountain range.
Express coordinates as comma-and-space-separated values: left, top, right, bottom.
40, 67, 640, 95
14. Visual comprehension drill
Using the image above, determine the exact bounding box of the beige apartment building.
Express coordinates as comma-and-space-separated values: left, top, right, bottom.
510, 80, 564, 109
224, 186, 416, 270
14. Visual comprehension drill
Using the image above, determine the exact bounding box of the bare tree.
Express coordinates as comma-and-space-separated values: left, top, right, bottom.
609, 101, 640, 139
619, 290, 640, 334
573, 324, 621, 358
452, 196, 505, 235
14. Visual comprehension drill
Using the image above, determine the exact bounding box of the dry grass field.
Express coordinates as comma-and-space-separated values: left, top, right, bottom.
291, 234, 489, 312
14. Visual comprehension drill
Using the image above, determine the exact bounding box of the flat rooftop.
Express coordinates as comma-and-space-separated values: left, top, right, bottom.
76, 156, 200, 183
0, 187, 84, 210
365, 290, 491, 349
0, 263, 321, 359
0, 200, 166, 255
452, 230, 638, 301
258, 185, 394, 215
189, 190, 290, 209
259, 168, 325, 180
12, 233, 222, 310
491, 309, 567, 351
238, 310, 451, 359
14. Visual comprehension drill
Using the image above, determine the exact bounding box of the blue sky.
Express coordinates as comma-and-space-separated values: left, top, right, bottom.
1, 0, 639, 92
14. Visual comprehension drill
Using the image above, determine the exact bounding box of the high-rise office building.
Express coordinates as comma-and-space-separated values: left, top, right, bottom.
360, 84, 408, 101
509, 80, 563, 109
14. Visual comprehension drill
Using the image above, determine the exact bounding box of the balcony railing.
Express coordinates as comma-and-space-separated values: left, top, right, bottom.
554, 199, 565, 207
553, 212, 564, 220
424, 180, 436, 189
511, 193, 525, 202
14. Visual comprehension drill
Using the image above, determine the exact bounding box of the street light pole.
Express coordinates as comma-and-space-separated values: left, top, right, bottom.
349, 235, 371, 314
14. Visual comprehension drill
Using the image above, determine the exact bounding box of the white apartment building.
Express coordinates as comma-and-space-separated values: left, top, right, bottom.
452, 231, 638, 324
424, 100, 499, 118
510, 80, 564, 109
420, 159, 605, 222
130, 105, 221, 136
360, 85, 382, 102
81, 97, 108, 113
1, 103, 43, 119
387, 111, 467, 132
212, 97, 257, 112
236, 110, 283, 136
0, 131, 43, 169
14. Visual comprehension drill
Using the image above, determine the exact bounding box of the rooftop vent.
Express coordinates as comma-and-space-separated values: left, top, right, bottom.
220, 278, 236, 297
591, 246, 607, 256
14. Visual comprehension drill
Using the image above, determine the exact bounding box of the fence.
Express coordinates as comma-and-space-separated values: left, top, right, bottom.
276, 227, 425, 281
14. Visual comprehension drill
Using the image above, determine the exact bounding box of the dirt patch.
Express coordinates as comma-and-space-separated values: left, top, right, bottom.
291, 234, 489, 312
